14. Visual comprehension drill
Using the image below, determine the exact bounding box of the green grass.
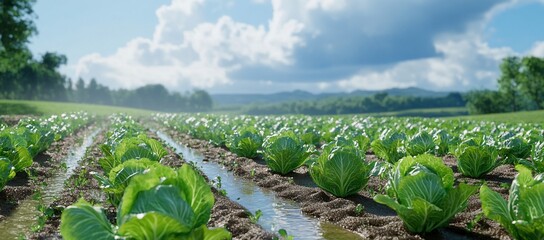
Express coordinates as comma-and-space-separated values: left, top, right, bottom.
367, 107, 468, 118
445, 110, 544, 123
0, 100, 156, 116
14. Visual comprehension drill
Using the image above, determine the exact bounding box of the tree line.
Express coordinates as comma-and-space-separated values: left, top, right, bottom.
466, 56, 544, 114
67, 79, 212, 112
242, 92, 466, 115
0, 0, 212, 112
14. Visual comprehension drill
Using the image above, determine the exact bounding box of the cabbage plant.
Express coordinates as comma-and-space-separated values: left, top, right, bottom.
371, 131, 405, 163
295, 127, 321, 146
0, 131, 32, 172
406, 131, 435, 156
310, 143, 372, 197
524, 141, 544, 173
99, 134, 167, 174
374, 154, 478, 233
16, 125, 55, 157
226, 127, 262, 158
480, 165, 544, 239
433, 130, 458, 156
499, 137, 531, 164
0, 157, 15, 190
94, 159, 163, 206
455, 145, 500, 178
262, 131, 313, 175
61, 164, 231, 240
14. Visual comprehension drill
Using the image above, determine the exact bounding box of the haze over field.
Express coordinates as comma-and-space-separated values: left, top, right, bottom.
30, 0, 544, 94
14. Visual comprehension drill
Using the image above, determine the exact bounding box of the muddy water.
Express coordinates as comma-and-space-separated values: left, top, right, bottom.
157, 131, 364, 240
0, 128, 101, 239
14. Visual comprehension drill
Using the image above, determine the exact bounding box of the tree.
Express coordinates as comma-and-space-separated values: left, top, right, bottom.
465, 90, 505, 114
0, 0, 36, 76
41, 52, 67, 70
87, 78, 99, 103
0, 0, 36, 53
498, 57, 523, 112
519, 56, 544, 109
190, 90, 213, 111
75, 78, 87, 102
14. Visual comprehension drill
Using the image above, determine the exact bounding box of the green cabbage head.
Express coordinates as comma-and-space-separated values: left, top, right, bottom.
374, 154, 478, 233
454, 145, 500, 178
61, 164, 231, 240
310, 144, 372, 197
480, 165, 544, 240
226, 127, 262, 158
262, 131, 313, 175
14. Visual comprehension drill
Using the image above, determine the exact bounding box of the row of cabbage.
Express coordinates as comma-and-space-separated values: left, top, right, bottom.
60, 115, 231, 240
0, 112, 92, 190
155, 113, 544, 239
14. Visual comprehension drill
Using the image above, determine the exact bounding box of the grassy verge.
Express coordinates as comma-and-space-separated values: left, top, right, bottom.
446, 110, 544, 123
0, 100, 156, 116
367, 107, 468, 118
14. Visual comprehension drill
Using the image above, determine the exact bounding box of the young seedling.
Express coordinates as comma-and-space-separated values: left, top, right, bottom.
212, 176, 227, 196
466, 212, 484, 232
59, 162, 68, 171
275, 229, 294, 240
355, 204, 364, 216
249, 209, 262, 224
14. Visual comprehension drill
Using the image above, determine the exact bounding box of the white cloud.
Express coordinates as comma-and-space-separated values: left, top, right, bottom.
528, 41, 544, 57
76, 0, 303, 92
74, 0, 541, 94
333, 1, 529, 92
335, 33, 518, 92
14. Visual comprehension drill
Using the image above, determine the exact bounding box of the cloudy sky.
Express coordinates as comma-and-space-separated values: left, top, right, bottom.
30, 0, 544, 94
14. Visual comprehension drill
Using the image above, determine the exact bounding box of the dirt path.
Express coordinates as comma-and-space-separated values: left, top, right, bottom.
0, 125, 95, 223
161, 129, 513, 240
30, 129, 109, 239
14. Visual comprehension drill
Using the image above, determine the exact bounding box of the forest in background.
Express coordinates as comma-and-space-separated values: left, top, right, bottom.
467, 56, 544, 114
241, 92, 466, 115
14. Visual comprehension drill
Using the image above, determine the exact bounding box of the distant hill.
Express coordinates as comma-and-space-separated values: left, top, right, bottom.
212, 87, 452, 107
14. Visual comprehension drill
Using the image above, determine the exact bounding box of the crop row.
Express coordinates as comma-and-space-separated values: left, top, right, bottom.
59, 115, 232, 239
0, 112, 92, 190
155, 113, 544, 239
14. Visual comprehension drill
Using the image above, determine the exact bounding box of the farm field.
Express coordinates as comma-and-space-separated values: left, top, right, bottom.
3, 1, 544, 239
1, 111, 543, 239
0, 100, 155, 116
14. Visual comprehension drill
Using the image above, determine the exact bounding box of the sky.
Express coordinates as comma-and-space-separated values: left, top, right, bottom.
29, 0, 544, 94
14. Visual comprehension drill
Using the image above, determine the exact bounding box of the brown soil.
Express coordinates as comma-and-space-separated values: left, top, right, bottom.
0, 125, 93, 222
31, 130, 273, 240
0, 115, 33, 126
161, 129, 514, 240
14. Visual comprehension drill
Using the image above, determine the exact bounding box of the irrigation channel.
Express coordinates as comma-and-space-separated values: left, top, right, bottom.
0, 127, 101, 239
157, 131, 364, 240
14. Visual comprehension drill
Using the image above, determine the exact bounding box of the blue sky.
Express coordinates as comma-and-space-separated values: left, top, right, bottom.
29, 0, 544, 94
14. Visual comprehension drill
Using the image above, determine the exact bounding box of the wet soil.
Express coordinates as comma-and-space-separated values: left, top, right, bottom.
150, 131, 274, 240
0, 125, 92, 222
162, 129, 514, 240
32, 130, 273, 240
30, 130, 110, 240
